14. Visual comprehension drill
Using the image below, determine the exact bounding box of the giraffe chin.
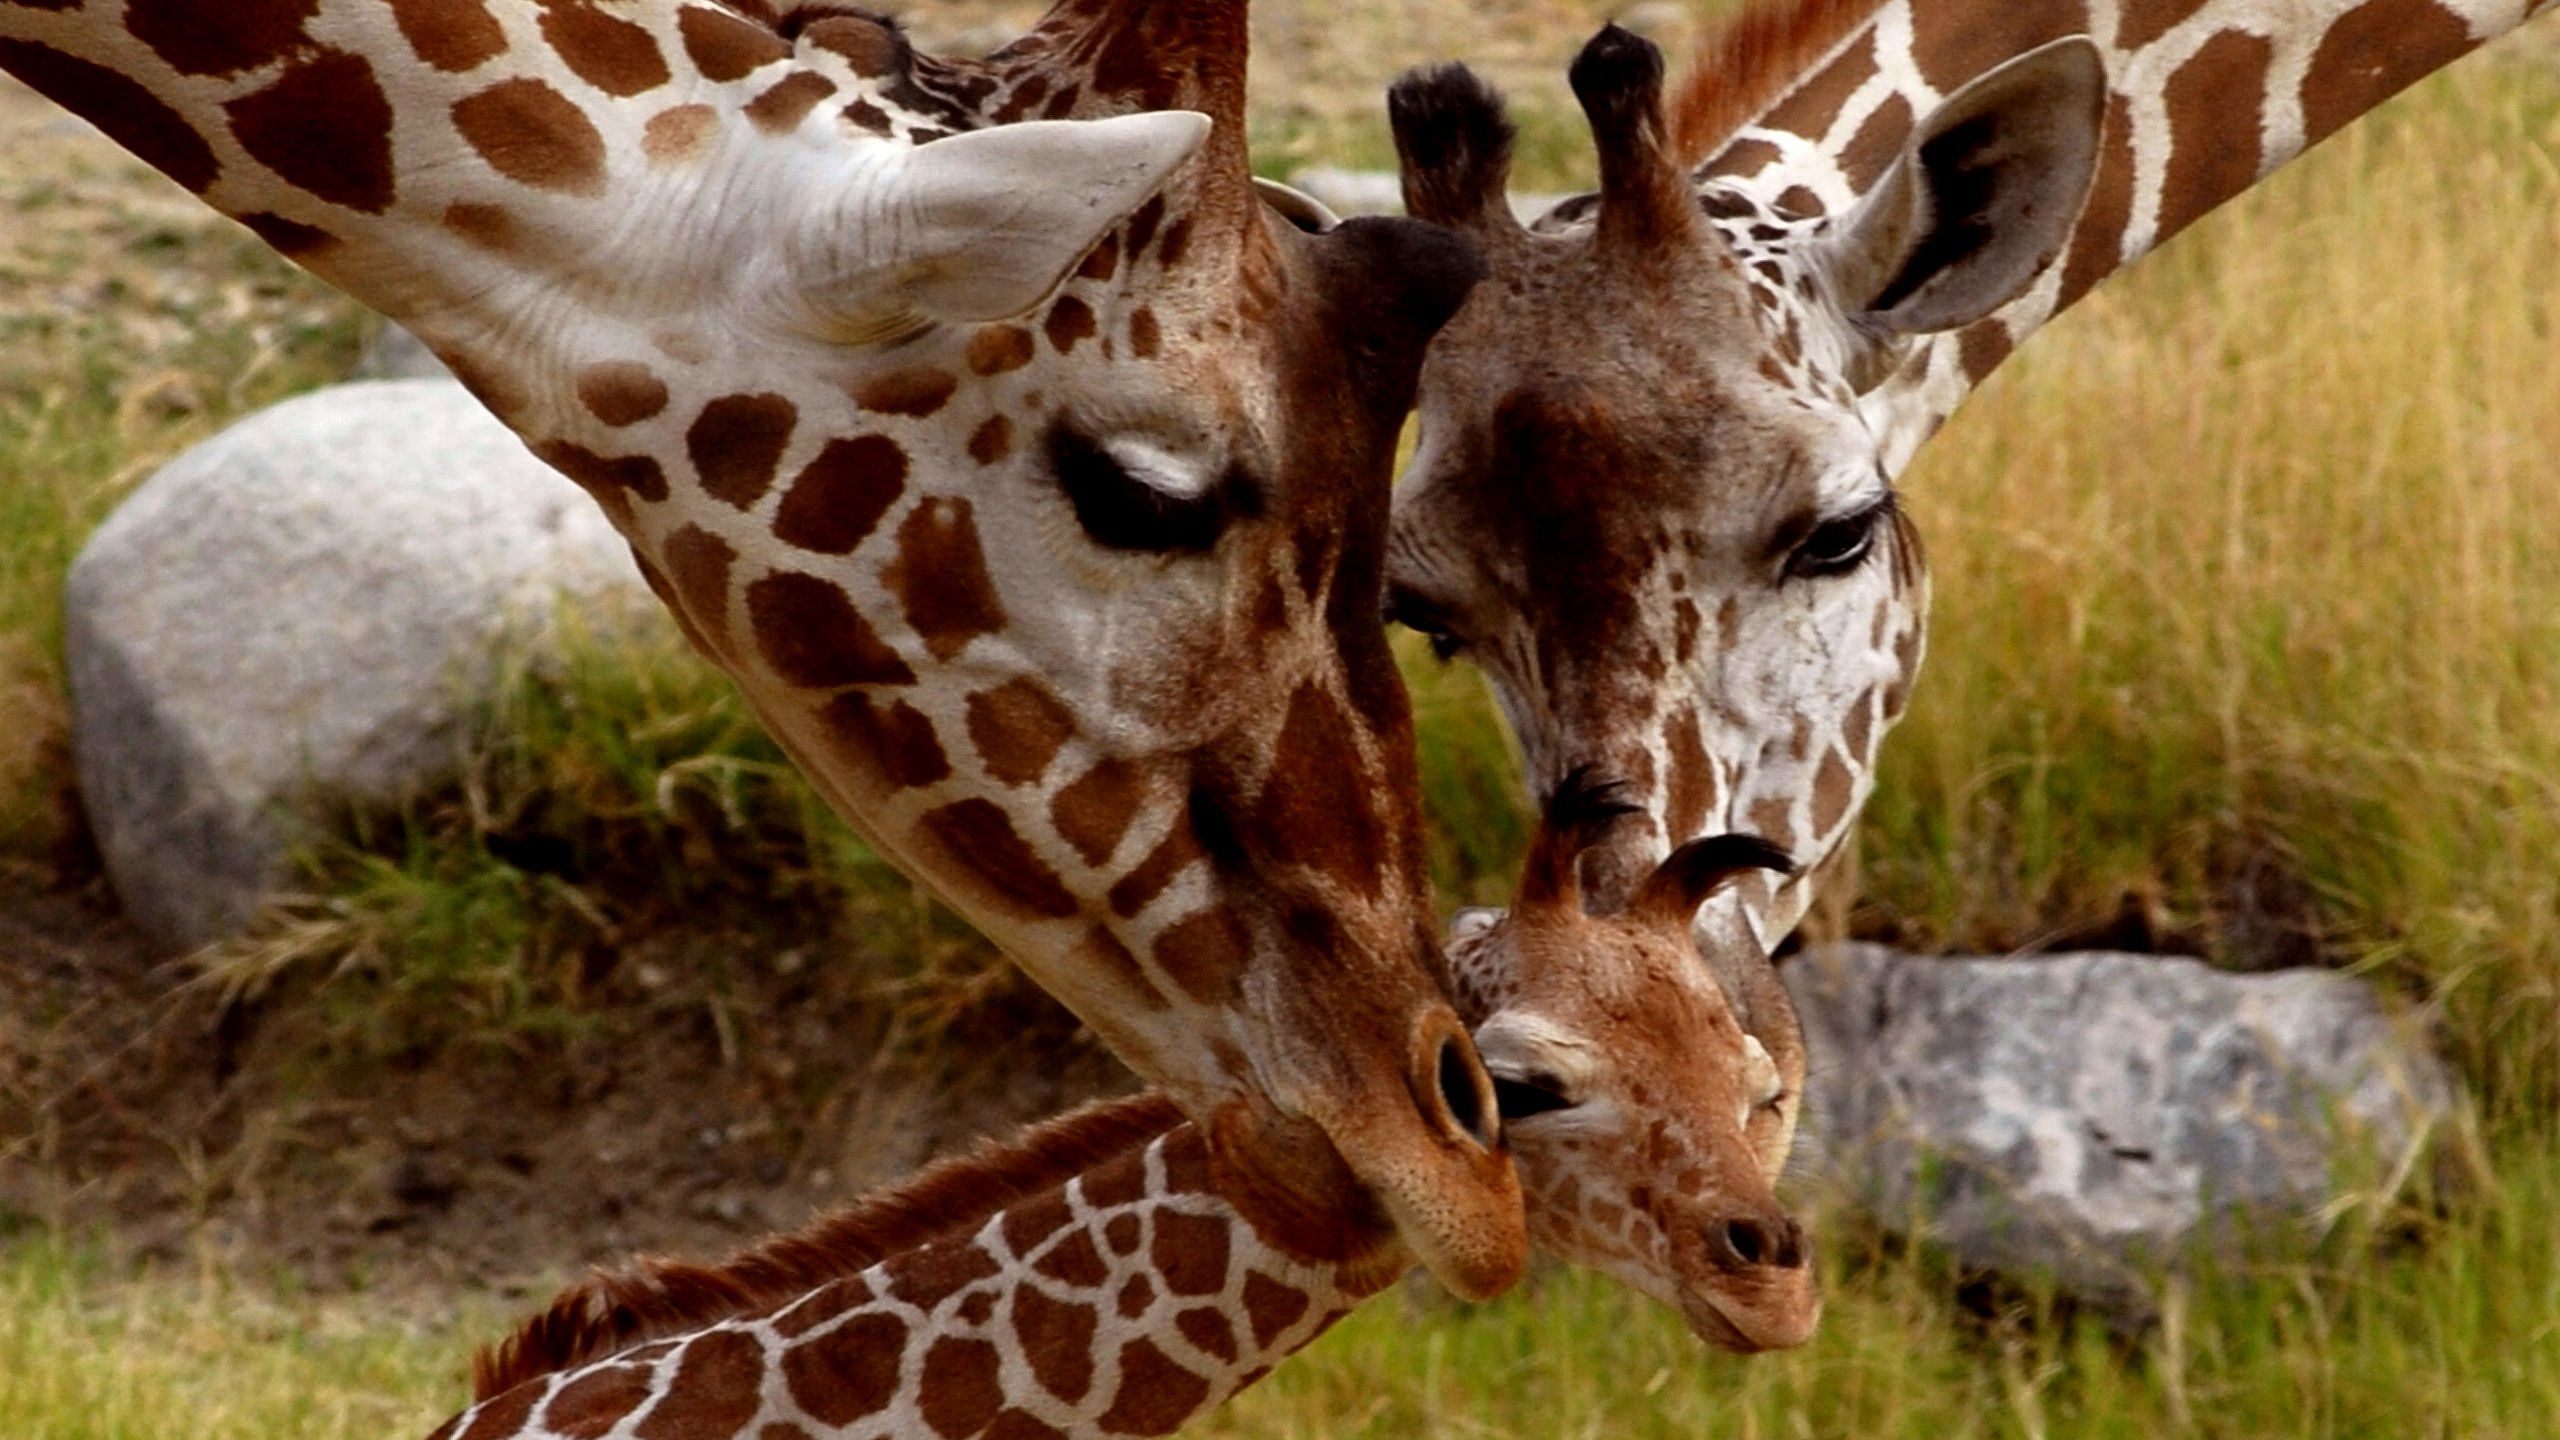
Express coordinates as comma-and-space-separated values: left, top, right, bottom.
1675, 1283, 1821, 1355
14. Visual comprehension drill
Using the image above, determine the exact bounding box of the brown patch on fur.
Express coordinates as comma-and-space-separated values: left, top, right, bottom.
1044, 295, 1098, 354
660, 524, 737, 656
1240, 1271, 1308, 1349
127, 0, 316, 78
630, 1330, 762, 1439
474, 1095, 1183, 1398
885, 1238, 1000, 1311
688, 393, 798, 508
746, 70, 838, 132
965, 325, 1036, 376
453, 78, 608, 196
225, 49, 397, 214
539, 1362, 651, 1437
537, 440, 669, 515
772, 434, 905, 555
1077, 233, 1121, 282
1013, 1289, 1098, 1402
2155, 30, 2272, 245
442, 201, 518, 252
882, 497, 1007, 660
922, 799, 1082, 918
2301, 0, 2475, 148
967, 415, 1013, 465
2058, 93, 2135, 307
1096, 1338, 1211, 1436
781, 1310, 905, 1423
1254, 684, 1385, 895
1109, 822, 1201, 918
1909, 0, 2081, 95
1051, 757, 1147, 866
744, 571, 914, 687
236, 211, 336, 257
643, 102, 721, 163
2113, 0, 2211, 51
390, 0, 506, 72
0, 41, 218, 194
853, 366, 958, 417
821, 692, 949, 789
965, 677, 1076, 787
540, 0, 671, 97
679, 4, 791, 81
577, 361, 669, 427
1127, 306, 1161, 359
1151, 906, 1247, 1005
1837, 91, 1913, 194
1177, 1307, 1238, 1363
1674, 0, 1885, 163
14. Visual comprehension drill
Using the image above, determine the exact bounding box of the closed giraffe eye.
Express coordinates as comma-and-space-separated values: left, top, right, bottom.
1384, 583, 1469, 660
1784, 494, 1895, 580
1045, 421, 1262, 554
1490, 1068, 1577, 1120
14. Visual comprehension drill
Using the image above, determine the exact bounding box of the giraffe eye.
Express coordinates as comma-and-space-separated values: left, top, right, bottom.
1490, 1069, 1577, 1121
1384, 584, 1469, 660
1786, 495, 1894, 580
1046, 422, 1262, 554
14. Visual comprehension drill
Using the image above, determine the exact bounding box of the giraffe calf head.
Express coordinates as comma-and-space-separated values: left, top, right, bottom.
1449, 770, 1817, 1352
1384, 28, 2106, 930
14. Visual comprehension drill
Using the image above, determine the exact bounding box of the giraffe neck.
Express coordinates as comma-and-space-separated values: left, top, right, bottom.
442, 1096, 1397, 1440
1700, 0, 2556, 468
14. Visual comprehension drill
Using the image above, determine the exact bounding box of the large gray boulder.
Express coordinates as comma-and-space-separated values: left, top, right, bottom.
1786, 944, 2461, 1313
66, 379, 665, 953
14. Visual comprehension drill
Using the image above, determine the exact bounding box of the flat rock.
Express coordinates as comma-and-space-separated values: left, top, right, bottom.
65, 379, 664, 953
1785, 943, 2461, 1313
1286, 165, 1574, 227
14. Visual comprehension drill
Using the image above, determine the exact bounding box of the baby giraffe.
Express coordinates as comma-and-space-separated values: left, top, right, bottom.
429, 781, 1812, 1439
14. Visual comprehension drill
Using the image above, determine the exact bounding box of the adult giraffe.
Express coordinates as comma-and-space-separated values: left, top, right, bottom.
0, 0, 1529, 1297
1383, 0, 2555, 959
425, 787, 1811, 1440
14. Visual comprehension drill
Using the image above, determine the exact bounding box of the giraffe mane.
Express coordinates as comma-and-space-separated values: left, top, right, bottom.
471, 1091, 1186, 1399
1669, 0, 1886, 166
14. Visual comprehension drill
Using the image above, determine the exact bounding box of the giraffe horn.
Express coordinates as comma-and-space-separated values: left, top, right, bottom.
1389, 62, 1527, 243
1568, 24, 1701, 256
1517, 766, 1642, 916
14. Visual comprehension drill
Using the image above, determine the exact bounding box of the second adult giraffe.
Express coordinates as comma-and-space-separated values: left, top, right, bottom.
1384, 0, 2555, 955
0, 0, 1526, 1295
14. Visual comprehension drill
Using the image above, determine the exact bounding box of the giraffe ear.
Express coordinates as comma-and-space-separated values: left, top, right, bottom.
1820, 36, 2107, 339
881, 111, 1212, 325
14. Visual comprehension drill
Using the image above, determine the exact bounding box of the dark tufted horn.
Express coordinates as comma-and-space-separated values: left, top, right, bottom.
1568, 24, 1702, 255
1389, 61, 1528, 244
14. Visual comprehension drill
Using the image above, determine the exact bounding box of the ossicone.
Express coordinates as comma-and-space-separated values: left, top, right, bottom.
1516, 765, 1643, 914
1568, 23, 1700, 253
1629, 832, 1795, 928
1390, 62, 1526, 242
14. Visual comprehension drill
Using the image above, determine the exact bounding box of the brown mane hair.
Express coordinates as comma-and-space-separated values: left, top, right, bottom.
1671, 0, 1886, 165
473, 1091, 1186, 1399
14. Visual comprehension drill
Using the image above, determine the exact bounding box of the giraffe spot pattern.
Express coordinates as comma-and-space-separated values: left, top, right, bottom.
772, 434, 906, 555
1837, 93, 1913, 196
1009, 1286, 1098, 1403
1746, 795, 1795, 857
2060, 97, 2136, 306
1043, 296, 1097, 355
541, 1362, 652, 1438
1101, 1213, 1144, 1254
2114, 0, 2211, 51
644, 102, 720, 163
1076, 234, 1120, 283
2302, 0, 2475, 147
823, 692, 950, 789
2157, 30, 2272, 244
984, 1411, 1069, 1440
1175, 1306, 1238, 1364
1072, 927, 1169, 1011
781, 1311, 907, 1426
887, 1237, 1003, 1311
1759, 30, 1874, 143
803, 14, 902, 74
225, 49, 397, 213
688, 393, 798, 508
632, 1329, 763, 1440
0, 42, 218, 194
454, 1379, 540, 1440
576, 361, 669, 426
747, 71, 838, 133
917, 1338, 1004, 1440
1123, 196, 1165, 257
539, 0, 671, 98
538, 439, 668, 511
1810, 745, 1856, 840
1050, 757, 1146, 866
453, 78, 608, 196
661, 523, 738, 656
1909, 0, 2078, 97
1107, 822, 1199, 919
1126, 307, 1160, 360
1256, 684, 1385, 896
1662, 709, 1716, 842
237, 211, 335, 257
1096, 1337, 1210, 1436
1030, 1226, 1109, 1287
759, 1425, 819, 1440
746, 571, 915, 688
678, 4, 791, 81
965, 677, 1075, 787
770, 1275, 875, 1341
920, 800, 1081, 918
1150, 1210, 1231, 1297
442, 201, 517, 252
967, 415, 1013, 465
1154, 218, 1192, 272
965, 326, 1037, 376
127, 0, 316, 78
1115, 1272, 1155, 1317
1150, 907, 1246, 1006
389, 0, 506, 73
883, 497, 1007, 659
854, 366, 959, 418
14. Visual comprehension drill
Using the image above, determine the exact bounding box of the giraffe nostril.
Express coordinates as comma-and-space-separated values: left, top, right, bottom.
1773, 1217, 1809, 1270
1435, 1033, 1500, 1152
1722, 1218, 1767, 1266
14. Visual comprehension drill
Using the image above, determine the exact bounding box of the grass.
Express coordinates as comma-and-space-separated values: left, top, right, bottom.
3, 18, 2560, 1440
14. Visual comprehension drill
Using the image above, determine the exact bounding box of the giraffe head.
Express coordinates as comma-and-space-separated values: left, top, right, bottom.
1449, 770, 1816, 1352
1382, 25, 2105, 932
468, 3, 1528, 1296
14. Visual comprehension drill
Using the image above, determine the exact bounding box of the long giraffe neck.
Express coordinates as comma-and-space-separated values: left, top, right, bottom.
1695, 0, 2558, 468
441, 1095, 1398, 1440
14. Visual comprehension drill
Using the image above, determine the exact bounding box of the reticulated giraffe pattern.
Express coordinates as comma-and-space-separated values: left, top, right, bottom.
0, 0, 1527, 1295
428, 784, 1816, 1439
1383, 0, 2556, 965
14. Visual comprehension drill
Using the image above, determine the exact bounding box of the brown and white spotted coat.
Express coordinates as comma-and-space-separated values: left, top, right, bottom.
0, 0, 1529, 1296
425, 788, 1813, 1440
1384, 0, 2556, 966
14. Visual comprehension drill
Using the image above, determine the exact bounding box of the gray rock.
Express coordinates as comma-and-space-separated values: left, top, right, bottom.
355, 322, 453, 382
66, 379, 664, 952
1286, 166, 1575, 227
1785, 944, 2461, 1313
